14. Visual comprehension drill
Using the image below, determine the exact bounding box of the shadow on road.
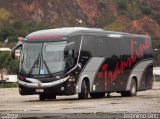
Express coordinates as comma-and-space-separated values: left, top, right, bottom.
23, 95, 124, 102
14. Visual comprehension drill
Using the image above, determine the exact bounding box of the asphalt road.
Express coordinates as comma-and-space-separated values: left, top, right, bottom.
0, 82, 160, 118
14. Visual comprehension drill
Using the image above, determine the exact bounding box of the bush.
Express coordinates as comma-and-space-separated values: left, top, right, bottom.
0, 83, 18, 88
95, 13, 116, 27
0, 20, 50, 43
0, 8, 11, 21
116, 0, 127, 10
0, 52, 19, 74
151, 11, 160, 25
141, 5, 151, 15
104, 22, 126, 31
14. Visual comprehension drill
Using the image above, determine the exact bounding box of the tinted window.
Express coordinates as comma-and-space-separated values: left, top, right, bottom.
117, 36, 131, 58
69, 35, 82, 58
131, 35, 152, 58
96, 36, 117, 58
96, 35, 131, 58
81, 34, 132, 58
82, 35, 97, 57
96, 35, 108, 57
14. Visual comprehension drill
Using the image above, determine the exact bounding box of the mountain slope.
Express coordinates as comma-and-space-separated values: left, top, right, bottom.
0, 0, 160, 41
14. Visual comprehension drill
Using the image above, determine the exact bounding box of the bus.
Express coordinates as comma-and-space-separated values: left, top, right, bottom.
11, 27, 153, 101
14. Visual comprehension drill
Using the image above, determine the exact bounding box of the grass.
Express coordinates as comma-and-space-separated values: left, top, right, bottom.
104, 22, 127, 31
154, 76, 160, 82
0, 82, 18, 88
0, 8, 11, 20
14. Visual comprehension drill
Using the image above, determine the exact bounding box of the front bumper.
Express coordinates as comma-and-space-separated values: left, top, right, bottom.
19, 83, 66, 95
18, 75, 76, 95
18, 75, 70, 88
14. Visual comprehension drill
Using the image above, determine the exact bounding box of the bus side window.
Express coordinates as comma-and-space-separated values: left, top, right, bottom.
96, 35, 117, 58
69, 35, 82, 58
81, 35, 97, 57
67, 50, 76, 68
119, 36, 131, 58
96, 36, 106, 57
65, 35, 82, 70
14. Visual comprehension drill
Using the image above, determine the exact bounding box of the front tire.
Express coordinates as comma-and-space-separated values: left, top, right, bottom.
39, 94, 45, 101
39, 94, 56, 101
90, 92, 105, 98
121, 79, 137, 97
78, 80, 89, 99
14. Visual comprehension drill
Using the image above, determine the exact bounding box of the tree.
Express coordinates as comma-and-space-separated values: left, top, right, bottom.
0, 52, 18, 74
141, 5, 151, 15
117, 0, 127, 10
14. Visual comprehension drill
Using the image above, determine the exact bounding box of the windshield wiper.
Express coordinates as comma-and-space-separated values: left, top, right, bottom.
28, 53, 40, 76
42, 57, 52, 77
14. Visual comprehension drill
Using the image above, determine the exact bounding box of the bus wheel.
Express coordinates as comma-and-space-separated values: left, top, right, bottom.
39, 94, 56, 101
39, 94, 45, 101
90, 92, 105, 98
78, 80, 89, 99
121, 91, 128, 97
129, 79, 137, 96
121, 79, 137, 97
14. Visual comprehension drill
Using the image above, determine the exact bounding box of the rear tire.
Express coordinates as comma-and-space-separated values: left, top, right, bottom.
90, 92, 105, 98
121, 91, 129, 97
121, 79, 137, 97
78, 80, 89, 99
129, 79, 137, 96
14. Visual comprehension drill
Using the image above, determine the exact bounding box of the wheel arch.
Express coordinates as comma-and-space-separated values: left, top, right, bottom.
126, 60, 153, 91
126, 75, 139, 91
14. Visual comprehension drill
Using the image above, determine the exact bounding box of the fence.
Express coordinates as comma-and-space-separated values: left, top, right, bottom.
153, 67, 160, 81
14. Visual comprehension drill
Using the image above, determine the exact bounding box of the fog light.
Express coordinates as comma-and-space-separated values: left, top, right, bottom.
61, 87, 64, 91
69, 75, 75, 82
76, 85, 78, 90
93, 85, 96, 91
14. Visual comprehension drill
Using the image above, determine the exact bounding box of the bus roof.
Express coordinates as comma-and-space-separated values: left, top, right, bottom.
25, 27, 148, 42
26, 27, 125, 37
26, 27, 104, 37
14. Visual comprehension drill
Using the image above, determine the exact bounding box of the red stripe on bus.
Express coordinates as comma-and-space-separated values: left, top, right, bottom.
29, 35, 64, 40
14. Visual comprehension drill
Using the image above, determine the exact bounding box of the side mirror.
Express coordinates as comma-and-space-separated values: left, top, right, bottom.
11, 43, 22, 59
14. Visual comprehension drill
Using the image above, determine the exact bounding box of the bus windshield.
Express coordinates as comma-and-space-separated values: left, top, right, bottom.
20, 41, 67, 76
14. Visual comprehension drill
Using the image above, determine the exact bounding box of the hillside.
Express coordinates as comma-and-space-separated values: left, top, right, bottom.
1, 0, 160, 72
0, 0, 160, 42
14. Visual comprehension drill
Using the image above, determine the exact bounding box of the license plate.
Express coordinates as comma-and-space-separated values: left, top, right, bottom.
35, 89, 44, 93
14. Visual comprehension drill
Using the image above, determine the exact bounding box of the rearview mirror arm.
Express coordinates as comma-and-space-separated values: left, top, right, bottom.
11, 43, 22, 59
